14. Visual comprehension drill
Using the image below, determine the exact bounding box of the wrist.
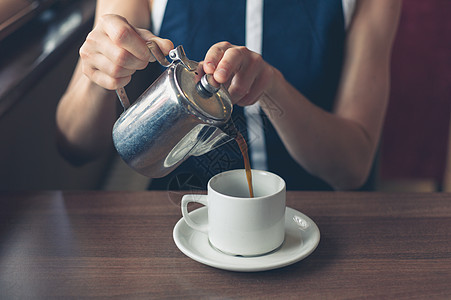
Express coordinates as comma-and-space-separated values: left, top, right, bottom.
258, 65, 284, 108
266, 66, 284, 96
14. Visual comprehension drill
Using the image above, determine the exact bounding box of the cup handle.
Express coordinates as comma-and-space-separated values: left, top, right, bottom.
181, 194, 208, 234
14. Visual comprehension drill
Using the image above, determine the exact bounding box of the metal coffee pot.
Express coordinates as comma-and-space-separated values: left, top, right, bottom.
112, 42, 235, 178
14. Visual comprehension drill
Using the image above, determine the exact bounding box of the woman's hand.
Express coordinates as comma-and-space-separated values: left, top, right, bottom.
202, 42, 275, 106
79, 14, 173, 90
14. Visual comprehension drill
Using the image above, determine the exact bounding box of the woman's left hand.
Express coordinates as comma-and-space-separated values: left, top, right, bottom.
202, 41, 275, 106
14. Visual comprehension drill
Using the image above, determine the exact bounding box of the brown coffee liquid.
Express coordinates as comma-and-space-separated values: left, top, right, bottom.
235, 131, 254, 198
220, 120, 254, 198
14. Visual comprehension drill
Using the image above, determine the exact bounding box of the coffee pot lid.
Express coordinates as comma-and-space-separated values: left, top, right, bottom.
175, 64, 233, 123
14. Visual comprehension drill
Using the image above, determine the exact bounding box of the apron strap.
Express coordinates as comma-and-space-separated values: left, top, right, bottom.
244, 0, 268, 171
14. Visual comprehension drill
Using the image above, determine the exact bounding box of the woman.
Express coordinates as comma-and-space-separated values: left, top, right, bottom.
56, 0, 402, 190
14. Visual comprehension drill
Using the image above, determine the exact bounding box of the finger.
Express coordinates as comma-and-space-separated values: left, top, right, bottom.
89, 52, 136, 78
87, 67, 132, 90
203, 41, 234, 74
227, 53, 261, 101
103, 42, 149, 70
80, 46, 135, 90
136, 28, 174, 61
214, 46, 249, 84
194, 62, 206, 82
84, 27, 149, 70
236, 67, 272, 107
101, 15, 151, 62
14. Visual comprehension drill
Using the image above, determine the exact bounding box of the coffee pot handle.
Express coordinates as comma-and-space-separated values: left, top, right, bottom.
115, 40, 174, 110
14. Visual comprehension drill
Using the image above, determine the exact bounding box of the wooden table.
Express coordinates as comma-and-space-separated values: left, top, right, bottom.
0, 191, 450, 298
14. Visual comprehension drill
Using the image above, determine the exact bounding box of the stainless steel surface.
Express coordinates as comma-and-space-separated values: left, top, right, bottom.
115, 88, 130, 110
200, 74, 220, 95
148, 40, 171, 67
112, 44, 234, 178
115, 43, 198, 110
115, 40, 170, 110
175, 64, 231, 122
168, 44, 197, 71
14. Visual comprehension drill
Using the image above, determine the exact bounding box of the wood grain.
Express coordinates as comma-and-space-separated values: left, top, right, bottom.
0, 191, 450, 298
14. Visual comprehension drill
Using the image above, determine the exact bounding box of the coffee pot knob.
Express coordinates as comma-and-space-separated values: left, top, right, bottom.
196, 74, 220, 98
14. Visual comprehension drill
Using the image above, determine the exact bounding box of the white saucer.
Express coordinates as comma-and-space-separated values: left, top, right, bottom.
173, 207, 320, 272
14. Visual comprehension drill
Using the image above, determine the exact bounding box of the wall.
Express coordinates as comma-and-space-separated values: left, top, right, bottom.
0, 36, 112, 190
379, 0, 451, 190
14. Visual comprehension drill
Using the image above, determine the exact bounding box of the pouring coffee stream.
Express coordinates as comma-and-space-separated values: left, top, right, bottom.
113, 42, 254, 197
195, 75, 254, 198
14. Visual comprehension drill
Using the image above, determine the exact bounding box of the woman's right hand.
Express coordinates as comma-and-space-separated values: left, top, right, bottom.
79, 14, 174, 90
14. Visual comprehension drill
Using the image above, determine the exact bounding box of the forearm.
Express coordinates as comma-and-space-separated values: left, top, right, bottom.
56, 0, 155, 164
260, 70, 379, 190
259, 0, 401, 190
56, 63, 118, 164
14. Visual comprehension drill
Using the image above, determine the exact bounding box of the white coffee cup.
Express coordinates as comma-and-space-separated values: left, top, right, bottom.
181, 169, 286, 256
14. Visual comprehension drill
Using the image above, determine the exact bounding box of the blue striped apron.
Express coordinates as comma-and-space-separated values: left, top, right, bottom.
149, 0, 348, 190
